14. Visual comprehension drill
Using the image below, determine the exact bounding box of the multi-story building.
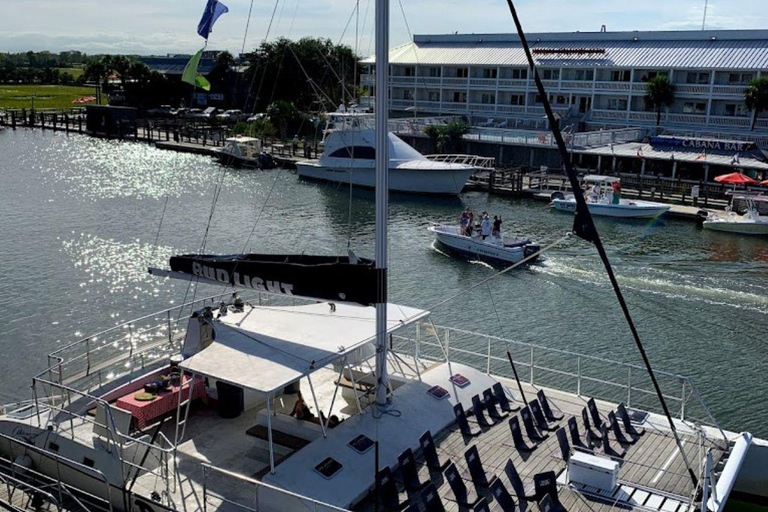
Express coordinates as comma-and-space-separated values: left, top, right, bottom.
360, 29, 768, 145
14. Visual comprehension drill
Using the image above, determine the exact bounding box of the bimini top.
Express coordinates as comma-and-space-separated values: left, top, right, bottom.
180, 302, 429, 393
584, 174, 621, 184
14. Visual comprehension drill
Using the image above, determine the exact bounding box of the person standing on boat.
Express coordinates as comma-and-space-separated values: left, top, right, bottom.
466, 211, 474, 236
492, 215, 502, 237
612, 180, 621, 204
460, 209, 470, 235
291, 135, 299, 156
481, 212, 491, 240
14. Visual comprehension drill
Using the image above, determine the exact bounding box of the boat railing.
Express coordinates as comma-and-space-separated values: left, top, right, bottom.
0, 431, 113, 511
201, 463, 352, 512
425, 154, 496, 168
395, 322, 727, 444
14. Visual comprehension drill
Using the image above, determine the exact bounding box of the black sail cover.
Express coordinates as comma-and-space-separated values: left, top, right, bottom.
168, 253, 377, 305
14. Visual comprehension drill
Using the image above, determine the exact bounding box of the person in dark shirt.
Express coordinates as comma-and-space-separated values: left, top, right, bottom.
492, 215, 502, 237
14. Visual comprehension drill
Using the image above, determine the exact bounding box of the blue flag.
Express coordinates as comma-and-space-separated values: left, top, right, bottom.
197, 0, 229, 39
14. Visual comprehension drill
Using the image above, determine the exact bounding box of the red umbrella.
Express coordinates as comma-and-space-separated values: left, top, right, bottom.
714, 172, 757, 185
760, 180, 768, 186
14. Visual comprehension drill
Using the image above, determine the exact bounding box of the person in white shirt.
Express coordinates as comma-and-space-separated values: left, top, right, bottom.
481, 212, 491, 240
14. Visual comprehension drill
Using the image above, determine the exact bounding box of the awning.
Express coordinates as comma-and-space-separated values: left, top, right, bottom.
179, 302, 429, 393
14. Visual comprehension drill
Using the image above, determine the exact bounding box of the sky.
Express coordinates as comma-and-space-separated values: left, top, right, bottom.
1, 0, 767, 56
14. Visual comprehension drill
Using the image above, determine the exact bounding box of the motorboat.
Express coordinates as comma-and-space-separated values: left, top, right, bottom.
429, 225, 540, 264
214, 136, 276, 168
552, 175, 670, 219
296, 112, 479, 194
702, 196, 768, 235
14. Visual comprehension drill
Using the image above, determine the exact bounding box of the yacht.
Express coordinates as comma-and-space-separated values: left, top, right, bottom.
702, 196, 768, 235
429, 225, 541, 264
296, 112, 479, 194
0, 1, 766, 512
552, 175, 670, 219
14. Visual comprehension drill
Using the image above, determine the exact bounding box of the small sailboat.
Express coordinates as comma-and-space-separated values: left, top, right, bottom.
552, 175, 670, 219
296, 111, 478, 194
429, 225, 540, 264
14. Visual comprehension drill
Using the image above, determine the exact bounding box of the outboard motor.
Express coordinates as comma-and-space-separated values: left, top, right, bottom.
524, 244, 541, 258
695, 209, 709, 226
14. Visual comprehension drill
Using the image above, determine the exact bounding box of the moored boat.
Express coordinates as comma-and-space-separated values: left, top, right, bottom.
552, 175, 670, 219
214, 136, 277, 169
702, 197, 768, 235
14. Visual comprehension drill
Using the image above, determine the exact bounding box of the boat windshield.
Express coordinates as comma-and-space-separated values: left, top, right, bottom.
325, 113, 375, 132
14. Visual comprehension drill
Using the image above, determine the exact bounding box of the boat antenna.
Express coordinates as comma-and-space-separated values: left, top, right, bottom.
373, 0, 390, 409
702, 0, 709, 30
502, 0, 699, 487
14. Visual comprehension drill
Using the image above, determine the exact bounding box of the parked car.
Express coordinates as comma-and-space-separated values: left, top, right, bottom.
247, 113, 267, 123
216, 109, 248, 122
183, 108, 203, 118
195, 107, 218, 119
146, 105, 173, 117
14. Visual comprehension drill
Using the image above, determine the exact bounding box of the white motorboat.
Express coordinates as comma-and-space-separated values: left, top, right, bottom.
703, 197, 768, 235
552, 175, 670, 219
296, 112, 478, 194
214, 136, 276, 168
429, 225, 540, 264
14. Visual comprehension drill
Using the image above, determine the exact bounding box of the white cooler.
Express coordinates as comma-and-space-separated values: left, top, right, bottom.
568, 451, 620, 492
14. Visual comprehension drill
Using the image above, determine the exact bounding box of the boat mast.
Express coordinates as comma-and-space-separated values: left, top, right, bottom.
374, 0, 390, 407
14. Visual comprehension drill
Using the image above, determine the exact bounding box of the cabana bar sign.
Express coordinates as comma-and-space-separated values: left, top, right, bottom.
650, 136, 756, 153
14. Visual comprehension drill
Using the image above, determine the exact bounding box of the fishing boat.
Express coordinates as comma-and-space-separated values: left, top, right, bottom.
429, 225, 540, 264
0, 1, 766, 512
702, 197, 768, 235
552, 175, 670, 219
296, 112, 479, 194
214, 136, 277, 169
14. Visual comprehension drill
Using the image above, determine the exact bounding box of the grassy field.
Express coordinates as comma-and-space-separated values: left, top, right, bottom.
56, 67, 85, 79
0, 84, 103, 109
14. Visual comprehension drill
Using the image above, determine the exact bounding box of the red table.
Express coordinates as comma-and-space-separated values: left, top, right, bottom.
116, 376, 206, 430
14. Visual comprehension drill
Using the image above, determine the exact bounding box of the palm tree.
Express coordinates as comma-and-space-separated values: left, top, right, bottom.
267, 100, 297, 140
745, 77, 768, 131
423, 125, 440, 153
645, 76, 675, 127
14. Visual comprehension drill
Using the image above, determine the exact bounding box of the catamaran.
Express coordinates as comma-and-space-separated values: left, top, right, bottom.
0, 1, 766, 512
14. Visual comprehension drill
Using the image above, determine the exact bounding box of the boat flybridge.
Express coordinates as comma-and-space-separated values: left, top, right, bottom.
296, 111, 482, 194
552, 175, 671, 219
702, 196, 768, 235
0, 290, 764, 512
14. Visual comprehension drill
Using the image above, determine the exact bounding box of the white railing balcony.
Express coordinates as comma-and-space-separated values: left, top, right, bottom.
592, 109, 628, 120
666, 113, 707, 124
414, 101, 442, 111
497, 79, 528, 89
594, 81, 632, 91
469, 78, 498, 87
712, 85, 748, 96
540, 79, 559, 89
390, 76, 416, 86
708, 115, 751, 128
560, 80, 594, 90
632, 83, 648, 92
414, 77, 442, 86
390, 99, 415, 109
497, 105, 526, 114
468, 103, 497, 112
674, 84, 711, 95
442, 77, 468, 86
628, 111, 657, 122
441, 102, 469, 113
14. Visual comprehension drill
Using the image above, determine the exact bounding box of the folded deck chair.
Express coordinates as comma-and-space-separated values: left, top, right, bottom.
555, 428, 571, 462
419, 430, 449, 471
521, 406, 549, 442
505, 459, 537, 501
420, 482, 447, 512
489, 477, 517, 512
617, 403, 645, 436
443, 462, 479, 506
530, 400, 558, 432
493, 382, 521, 413
587, 398, 607, 430
537, 390, 564, 422
567, 416, 589, 450
472, 394, 495, 428
398, 448, 425, 492
581, 407, 602, 442
508, 416, 536, 452
600, 424, 626, 458
465, 445, 493, 488
533, 471, 563, 510
609, 411, 637, 445
537, 492, 565, 512
455, 403, 481, 437
474, 497, 493, 512
483, 388, 509, 421
377, 466, 408, 510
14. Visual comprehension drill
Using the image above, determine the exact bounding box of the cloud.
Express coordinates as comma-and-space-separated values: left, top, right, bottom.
1, 0, 767, 55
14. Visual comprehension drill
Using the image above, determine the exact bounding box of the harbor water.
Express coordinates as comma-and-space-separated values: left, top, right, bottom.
1, 129, 767, 436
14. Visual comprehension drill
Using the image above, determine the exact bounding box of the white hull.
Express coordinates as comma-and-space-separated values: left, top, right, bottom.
703, 219, 768, 235
429, 226, 539, 264
552, 198, 670, 218
297, 162, 474, 195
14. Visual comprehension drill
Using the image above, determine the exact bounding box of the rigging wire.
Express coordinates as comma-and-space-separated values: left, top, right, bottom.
151, 195, 170, 264
240, 0, 256, 55
502, 0, 699, 487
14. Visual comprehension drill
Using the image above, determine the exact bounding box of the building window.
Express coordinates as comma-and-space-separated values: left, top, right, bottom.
510, 94, 525, 105
610, 70, 631, 82
428, 91, 440, 102
686, 72, 710, 84
481, 68, 498, 79
452, 91, 467, 103
683, 102, 707, 114
403, 66, 415, 77
724, 103, 747, 117
456, 67, 469, 78
728, 72, 753, 84
574, 69, 594, 81
402, 89, 413, 100
642, 70, 669, 81
606, 98, 628, 111
480, 93, 496, 104
542, 69, 559, 80
427, 67, 441, 77
511, 68, 528, 80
